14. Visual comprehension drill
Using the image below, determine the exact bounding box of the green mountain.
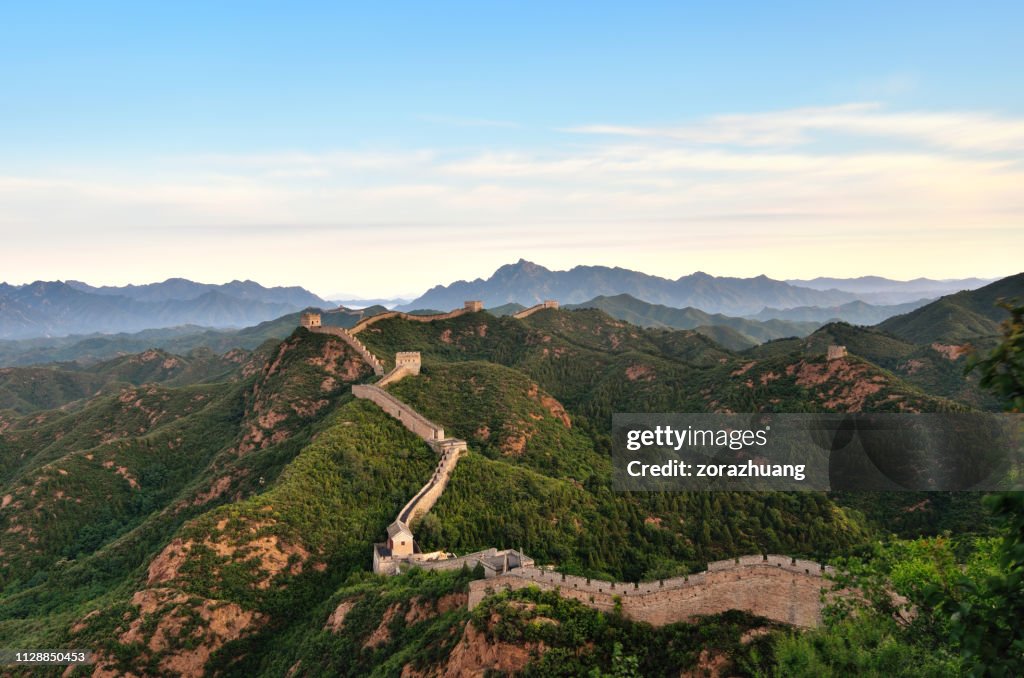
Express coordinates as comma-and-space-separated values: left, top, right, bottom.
0, 348, 248, 414
749, 298, 932, 325
566, 293, 819, 345
0, 305, 381, 368
877, 272, 1024, 344
743, 321, 1000, 409
0, 280, 329, 340
0, 306, 997, 675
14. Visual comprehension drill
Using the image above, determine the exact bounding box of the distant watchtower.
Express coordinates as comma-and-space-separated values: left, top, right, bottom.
542, 300, 559, 309
300, 312, 322, 329
464, 300, 483, 312
395, 351, 422, 375
827, 345, 848, 360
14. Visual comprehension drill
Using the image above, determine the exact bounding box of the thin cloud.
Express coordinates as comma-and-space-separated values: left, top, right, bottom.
565, 103, 1024, 152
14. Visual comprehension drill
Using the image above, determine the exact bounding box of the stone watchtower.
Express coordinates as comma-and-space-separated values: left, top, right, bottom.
464, 300, 483, 312
300, 312, 322, 329
395, 351, 422, 375
542, 300, 559, 309
827, 345, 848, 360
387, 520, 414, 557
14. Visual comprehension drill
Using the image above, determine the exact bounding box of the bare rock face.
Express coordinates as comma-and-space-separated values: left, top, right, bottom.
83, 587, 264, 678
439, 616, 542, 677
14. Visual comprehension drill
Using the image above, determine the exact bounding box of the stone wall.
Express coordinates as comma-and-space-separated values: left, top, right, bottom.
468, 556, 832, 628
397, 441, 465, 524
376, 365, 412, 388
352, 384, 445, 441
349, 307, 473, 335
512, 300, 560, 319
311, 326, 384, 375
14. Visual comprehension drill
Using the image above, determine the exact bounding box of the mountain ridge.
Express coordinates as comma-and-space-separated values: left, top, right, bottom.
0, 280, 329, 340
402, 260, 990, 316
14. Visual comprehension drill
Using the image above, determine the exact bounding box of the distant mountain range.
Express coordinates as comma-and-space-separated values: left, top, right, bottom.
748, 299, 932, 325
402, 260, 990, 317
565, 294, 820, 349
0, 279, 329, 340
0, 264, 1006, 341
785, 276, 993, 304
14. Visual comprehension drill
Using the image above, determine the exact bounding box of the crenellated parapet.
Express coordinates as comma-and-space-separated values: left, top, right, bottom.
349, 302, 484, 335
352, 384, 445, 441
512, 300, 559, 319
469, 554, 835, 628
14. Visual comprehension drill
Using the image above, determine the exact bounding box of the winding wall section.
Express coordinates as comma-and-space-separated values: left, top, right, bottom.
304, 308, 840, 629
469, 555, 833, 628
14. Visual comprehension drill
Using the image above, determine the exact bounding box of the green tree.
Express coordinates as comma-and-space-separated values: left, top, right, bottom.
967, 301, 1024, 412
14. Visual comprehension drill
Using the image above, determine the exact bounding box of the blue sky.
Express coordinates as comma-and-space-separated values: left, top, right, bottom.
1, 1, 1022, 296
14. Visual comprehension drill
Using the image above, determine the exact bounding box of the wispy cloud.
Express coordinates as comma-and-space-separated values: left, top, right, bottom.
1, 102, 1021, 290
565, 103, 1024, 152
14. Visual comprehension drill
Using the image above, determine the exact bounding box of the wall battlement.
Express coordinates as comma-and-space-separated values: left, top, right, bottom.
469, 555, 834, 628
397, 440, 464, 525
349, 302, 483, 335
352, 384, 445, 441
512, 300, 560, 319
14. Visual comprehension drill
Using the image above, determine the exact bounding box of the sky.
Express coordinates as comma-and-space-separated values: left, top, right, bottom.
1, 1, 1022, 298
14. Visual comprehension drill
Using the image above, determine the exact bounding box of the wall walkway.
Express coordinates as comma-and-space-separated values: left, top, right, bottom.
469, 555, 833, 628
512, 301, 559, 319
349, 307, 475, 335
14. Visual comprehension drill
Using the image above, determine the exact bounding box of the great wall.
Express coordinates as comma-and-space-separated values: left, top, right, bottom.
511, 299, 560, 319
299, 305, 838, 628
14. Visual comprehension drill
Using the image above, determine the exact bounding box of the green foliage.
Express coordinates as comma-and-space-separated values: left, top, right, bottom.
770, 613, 960, 677
0, 303, 1015, 675
967, 301, 1024, 412
473, 586, 776, 677
0, 348, 244, 414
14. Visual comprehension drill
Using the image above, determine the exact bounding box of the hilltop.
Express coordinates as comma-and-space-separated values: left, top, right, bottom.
877, 272, 1024, 344
566, 293, 820, 347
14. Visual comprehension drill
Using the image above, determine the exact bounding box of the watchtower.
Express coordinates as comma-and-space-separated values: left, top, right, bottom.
387, 521, 414, 557
827, 345, 848, 360
300, 312, 322, 329
464, 300, 483, 312
542, 300, 559, 309
395, 351, 422, 375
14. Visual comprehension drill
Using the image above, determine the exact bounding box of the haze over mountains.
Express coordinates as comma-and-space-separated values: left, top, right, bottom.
0, 261, 997, 341
0, 280, 329, 340
784, 276, 994, 303
402, 260, 990, 316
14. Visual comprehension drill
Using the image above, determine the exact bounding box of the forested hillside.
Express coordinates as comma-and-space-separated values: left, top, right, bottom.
0, 303, 1012, 676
